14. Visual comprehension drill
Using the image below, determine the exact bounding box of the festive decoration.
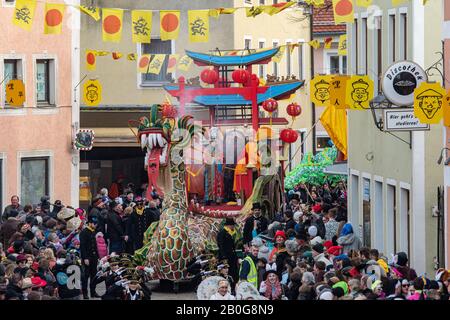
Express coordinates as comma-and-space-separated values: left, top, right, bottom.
246, 6, 264, 17
102, 8, 123, 43
324, 37, 333, 49
131, 10, 152, 43
160, 10, 180, 41
161, 102, 177, 118
392, 0, 408, 6
166, 54, 179, 73
73, 129, 95, 151
232, 69, 251, 84
444, 91, 450, 127
263, 2, 295, 15
413, 82, 445, 124
138, 54, 151, 73
310, 75, 332, 106
338, 34, 347, 55
127, 53, 137, 61
86, 50, 97, 71
112, 52, 123, 60
346, 75, 374, 110
200, 68, 219, 84
356, 0, 372, 7
178, 55, 193, 71
280, 128, 299, 144
262, 98, 278, 114
44, 3, 65, 35
272, 46, 286, 63
286, 102, 302, 122
332, 0, 354, 24
79, 5, 100, 21
5, 79, 26, 107
148, 54, 166, 75
208, 8, 237, 18
12, 0, 37, 31
308, 39, 321, 49
330, 75, 350, 109
83, 79, 102, 107
188, 10, 209, 43
320, 106, 348, 159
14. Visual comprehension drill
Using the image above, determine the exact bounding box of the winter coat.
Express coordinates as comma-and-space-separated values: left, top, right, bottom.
106, 211, 124, 242
243, 216, 269, 245
336, 233, 362, 254
217, 228, 239, 281
79, 227, 98, 262
96, 232, 108, 258
2, 205, 23, 222
0, 217, 20, 248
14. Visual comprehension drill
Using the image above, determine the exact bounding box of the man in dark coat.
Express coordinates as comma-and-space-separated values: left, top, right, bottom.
243, 203, 268, 246
89, 196, 108, 235
129, 198, 155, 251
284, 210, 296, 232
0, 209, 20, 248
216, 218, 239, 282
79, 215, 100, 299
106, 202, 125, 254
1, 195, 23, 222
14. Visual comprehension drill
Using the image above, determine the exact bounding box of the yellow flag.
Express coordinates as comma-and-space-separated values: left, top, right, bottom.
188, 10, 209, 43
346, 75, 374, 110
246, 6, 264, 17
167, 54, 180, 73
112, 52, 123, 60
137, 55, 151, 73
332, 0, 354, 24
79, 5, 100, 21
160, 11, 180, 41
272, 46, 286, 63
320, 106, 348, 159
178, 55, 193, 71
330, 76, 350, 109
131, 10, 152, 43
83, 79, 102, 107
324, 37, 333, 49
414, 82, 445, 124
96, 51, 109, 56
312, 0, 325, 6
219, 8, 238, 14
5, 79, 26, 107
338, 35, 347, 55
86, 50, 97, 71
127, 53, 137, 61
308, 39, 321, 49
444, 91, 450, 127
208, 9, 220, 18
392, 0, 408, 6
44, 3, 65, 35
12, 0, 37, 31
102, 9, 123, 43
356, 0, 372, 7
310, 75, 333, 106
263, 2, 295, 15
148, 54, 166, 75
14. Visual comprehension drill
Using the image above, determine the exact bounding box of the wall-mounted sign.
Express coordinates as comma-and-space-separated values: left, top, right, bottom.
5, 79, 26, 107
83, 79, 102, 106
383, 109, 430, 131
73, 129, 95, 150
382, 60, 427, 106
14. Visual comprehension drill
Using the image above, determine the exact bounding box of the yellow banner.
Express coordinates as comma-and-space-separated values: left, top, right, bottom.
332, 0, 354, 24
178, 55, 193, 71
324, 37, 333, 49
138, 54, 151, 73
79, 176, 92, 201
444, 91, 450, 127
86, 50, 97, 71
102, 8, 123, 43
262, 2, 295, 16
356, 0, 372, 7
308, 39, 321, 49
188, 10, 209, 43
167, 54, 180, 73
131, 10, 152, 43
148, 54, 166, 75
330, 76, 350, 109
44, 3, 65, 35
338, 34, 347, 55
160, 10, 180, 41
83, 79, 102, 107
310, 75, 333, 106
79, 5, 100, 21
5, 80, 26, 107
127, 53, 137, 61
246, 6, 264, 17
346, 75, 374, 110
12, 0, 37, 31
272, 46, 286, 63
414, 82, 445, 124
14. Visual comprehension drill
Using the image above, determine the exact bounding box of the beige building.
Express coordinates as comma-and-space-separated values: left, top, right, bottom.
347, 0, 443, 275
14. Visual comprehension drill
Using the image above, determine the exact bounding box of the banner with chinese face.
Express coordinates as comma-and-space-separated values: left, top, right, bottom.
414, 82, 445, 124
310, 75, 333, 106
345, 75, 374, 110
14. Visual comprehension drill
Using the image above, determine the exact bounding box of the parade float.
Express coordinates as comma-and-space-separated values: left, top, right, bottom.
128, 47, 305, 285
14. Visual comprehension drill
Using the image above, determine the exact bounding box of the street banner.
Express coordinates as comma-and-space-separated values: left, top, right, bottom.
138, 54, 151, 73
310, 75, 333, 106
167, 54, 180, 73
414, 82, 445, 124
160, 10, 180, 41
338, 34, 347, 55
131, 10, 152, 43
332, 0, 354, 24
188, 10, 209, 43
5, 79, 26, 107
12, 0, 37, 31
148, 54, 166, 75
79, 5, 100, 21
83, 79, 102, 107
272, 46, 286, 63
356, 0, 372, 7
86, 50, 97, 71
330, 75, 350, 109
44, 3, 65, 35
346, 75, 374, 110
102, 8, 124, 43
178, 55, 193, 71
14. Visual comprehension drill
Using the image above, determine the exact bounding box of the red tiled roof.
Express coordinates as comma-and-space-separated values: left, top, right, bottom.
313, 0, 346, 35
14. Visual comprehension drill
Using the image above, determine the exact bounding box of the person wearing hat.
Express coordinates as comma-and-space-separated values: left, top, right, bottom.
106, 201, 125, 254
122, 270, 151, 300
89, 196, 108, 235
217, 218, 239, 284
49, 200, 63, 219
267, 230, 289, 279
336, 223, 362, 255
2, 195, 23, 223
311, 243, 332, 268
394, 251, 417, 281
129, 197, 155, 251
243, 203, 268, 247
259, 270, 283, 300
79, 214, 100, 299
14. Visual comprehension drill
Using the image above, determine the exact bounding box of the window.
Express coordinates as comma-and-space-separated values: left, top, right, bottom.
373, 16, 382, 93
3, 59, 23, 105
286, 42, 292, 76
353, 19, 358, 74
361, 17, 367, 74
362, 178, 371, 247
273, 41, 279, 77
36, 59, 55, 105
326, 53, 347, 74
400, 188, 410, 257
374, 180, 384, 253
259, 41, 265, 78
350, 174, 360, 229
259, 0, 265, 4
316, 136, 331, 150
141, 39, 173, 85
245, 0, 252, 4
245, 38, 251, 50
298, 42, 304, 80
399, 13, 407, 60
21, 157, 49, 206
386, 184, 397, 256
388, 14, 396, 64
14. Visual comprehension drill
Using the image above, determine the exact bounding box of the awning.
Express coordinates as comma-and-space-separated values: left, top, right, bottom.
84, 127, 138, 147
323, 162, 348, 175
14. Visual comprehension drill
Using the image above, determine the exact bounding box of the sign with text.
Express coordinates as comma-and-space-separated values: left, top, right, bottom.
383, 108, 430, 131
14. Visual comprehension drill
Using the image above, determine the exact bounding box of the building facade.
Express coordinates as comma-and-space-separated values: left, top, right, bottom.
0, 0, 80, 210
347, 0, 443, 275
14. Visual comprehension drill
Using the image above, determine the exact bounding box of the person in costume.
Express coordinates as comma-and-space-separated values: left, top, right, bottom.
218, 261, 235, 295
243, 203, 268, 247
217, 218, 239, 283
268, 230, 289, 279
259, 270, 283, 300
129, 197, 155, 251
79, 215, 100, 299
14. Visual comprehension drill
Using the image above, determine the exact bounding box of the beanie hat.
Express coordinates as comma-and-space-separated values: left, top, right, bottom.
340, 223, 353, 236
323, 240, 333, 249
274, 230, 286, 241
293, 211, 303, 223
327, 246, 342, 256
332, 281, 349, 295
312, 204, 322, 213
308, 225, 318, 237
395, 252, 408, 267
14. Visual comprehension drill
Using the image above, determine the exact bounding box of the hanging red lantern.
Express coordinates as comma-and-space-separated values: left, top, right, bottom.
262, 98, 278, 113
280, 128, 299, 144
286, 102, 302, 118
161, 102, 177, 118
200, 68, 219, 84
232, 69, 250, 84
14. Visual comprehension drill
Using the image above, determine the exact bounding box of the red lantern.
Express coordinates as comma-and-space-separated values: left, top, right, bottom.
262, 98, 278, 113
286, 102, 302, 118
200, 68, 219, 84
161, 102, 177, 118
232, 69, 250, 84
280, 128, 299, 144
